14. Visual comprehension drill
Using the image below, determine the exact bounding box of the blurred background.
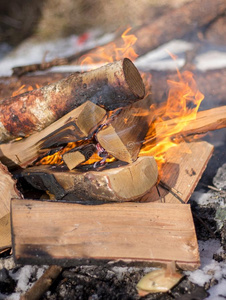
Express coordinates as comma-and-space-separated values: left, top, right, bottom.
0, 0, 190, 47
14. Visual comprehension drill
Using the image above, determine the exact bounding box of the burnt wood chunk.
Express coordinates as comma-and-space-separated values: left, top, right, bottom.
97, 97, 152, 163
0, 58, 145, 143
0, 101, 106, 169
20, 156, 158, 202
11, 199, 200, 270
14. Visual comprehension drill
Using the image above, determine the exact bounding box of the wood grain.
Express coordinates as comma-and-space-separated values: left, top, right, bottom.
141, 141, 214, 203
11, 199, 200, 270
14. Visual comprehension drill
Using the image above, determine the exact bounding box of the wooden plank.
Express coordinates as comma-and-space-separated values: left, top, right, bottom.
11, 199, 200, 270
141, 141, 214, 203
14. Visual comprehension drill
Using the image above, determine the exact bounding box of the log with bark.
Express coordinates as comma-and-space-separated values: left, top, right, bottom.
0, 58, 145, 143
19, 156, 158, 202
97, 97, 153, 163
1, 69, 225, 107
11, 199, 200, 270
0, 101, 106, 169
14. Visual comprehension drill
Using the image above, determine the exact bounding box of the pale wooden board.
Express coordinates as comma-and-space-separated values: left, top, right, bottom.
11, 199, 200, 270
141, 141, 214, 203
0, 213, 11, 251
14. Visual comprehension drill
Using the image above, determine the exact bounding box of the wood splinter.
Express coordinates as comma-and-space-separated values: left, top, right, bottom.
63, 144, 96, 170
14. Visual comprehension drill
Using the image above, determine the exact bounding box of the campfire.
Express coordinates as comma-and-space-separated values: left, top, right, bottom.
0, 1, 226, 297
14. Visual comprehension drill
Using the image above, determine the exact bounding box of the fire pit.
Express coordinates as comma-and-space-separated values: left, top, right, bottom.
0, 0, 225, 298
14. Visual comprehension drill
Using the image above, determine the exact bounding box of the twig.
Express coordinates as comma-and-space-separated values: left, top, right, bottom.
20, 265, 62, 300
192, 212, 216, 239
199, 182, 222, 192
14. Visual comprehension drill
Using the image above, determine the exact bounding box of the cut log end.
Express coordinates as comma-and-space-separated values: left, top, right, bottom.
123, 58, 145, 99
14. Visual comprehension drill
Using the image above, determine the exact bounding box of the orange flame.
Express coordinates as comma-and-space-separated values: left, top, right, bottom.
139, 70, 204, 170
12, 84, 40, 97
80, 27, 138, 70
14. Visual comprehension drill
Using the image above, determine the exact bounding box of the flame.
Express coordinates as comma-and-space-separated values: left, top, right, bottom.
12, 84, 40, 97
80, 27, 138, 70
139, 70, 204, 170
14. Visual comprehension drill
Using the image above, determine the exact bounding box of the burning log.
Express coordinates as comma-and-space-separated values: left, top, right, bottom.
0, 101, 106, 169
0, 58, 145, 143
97, 97, 152, 163
19, 156, 158, 202
63, 144, 96, 170
11, 199, 200, 270
0, 162, 22, 251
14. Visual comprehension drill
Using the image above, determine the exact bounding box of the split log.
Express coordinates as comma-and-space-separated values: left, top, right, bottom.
63, 144, 96, 170
0, 58, 145, 143
0, 162, 22, 220
154, 106, 226, 140
0, 101, 106, 169
72, 0, 226, 60
20, 265, 62, 300
19, 156, 158, 202
11, 199, 200, 270
140, 141, 214, 204
97, 97, 152, 163
0, 161, 22, 251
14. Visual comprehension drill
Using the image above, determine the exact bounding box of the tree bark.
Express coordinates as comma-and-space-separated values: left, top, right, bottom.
0, 58, 144, 143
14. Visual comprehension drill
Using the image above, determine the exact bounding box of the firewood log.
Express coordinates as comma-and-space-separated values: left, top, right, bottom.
97, 97, 152, 163
11, 199, 200, 270
0, 101, 106, 169
19, 156, 158, 202
0, 58, 145, 143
